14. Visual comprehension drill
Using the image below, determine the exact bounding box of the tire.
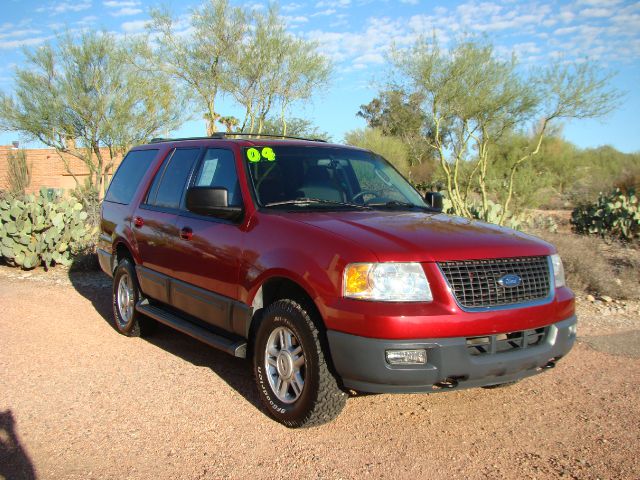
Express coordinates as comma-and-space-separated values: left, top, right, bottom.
112, 258, 155, 337
253, 299, 347, 428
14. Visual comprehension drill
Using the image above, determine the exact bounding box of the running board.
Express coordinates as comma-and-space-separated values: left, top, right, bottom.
136, 301, 247, 358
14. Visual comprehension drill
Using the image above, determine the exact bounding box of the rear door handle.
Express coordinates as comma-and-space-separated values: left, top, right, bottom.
180, 227, 193, 241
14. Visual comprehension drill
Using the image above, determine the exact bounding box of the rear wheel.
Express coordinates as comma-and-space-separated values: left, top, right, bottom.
112, 258, 155, 337
253, 299, 346, 427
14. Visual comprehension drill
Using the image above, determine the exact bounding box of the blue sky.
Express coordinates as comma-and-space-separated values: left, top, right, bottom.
1, 0, 639, 152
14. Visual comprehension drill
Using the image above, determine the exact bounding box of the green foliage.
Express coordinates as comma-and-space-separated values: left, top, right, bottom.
0, 189, 95, 269
344, 128, 409, 174
571, 189, 639, 242
7, 149, 30, 195
378, 36, 621, 223
0, 31, 186, 201
440, 195, 530, 230
259, 117, 331, 141
147, 1, 331, 137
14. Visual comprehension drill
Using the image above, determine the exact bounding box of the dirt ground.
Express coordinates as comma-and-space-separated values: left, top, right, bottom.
1, 266, 639, 480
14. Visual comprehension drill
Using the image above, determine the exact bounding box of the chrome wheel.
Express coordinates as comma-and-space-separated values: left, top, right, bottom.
264, 326, 305, 404
116, 272, 135, 328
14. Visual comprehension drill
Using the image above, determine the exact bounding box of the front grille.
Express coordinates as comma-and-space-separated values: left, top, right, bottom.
466, 328, 547, 356
438, 256, 551, 309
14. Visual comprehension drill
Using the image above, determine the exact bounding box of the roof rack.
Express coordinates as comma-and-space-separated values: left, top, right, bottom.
149, 132, 327, 144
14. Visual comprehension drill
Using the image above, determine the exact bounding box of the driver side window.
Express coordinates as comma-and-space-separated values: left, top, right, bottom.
193, 149, 242, 206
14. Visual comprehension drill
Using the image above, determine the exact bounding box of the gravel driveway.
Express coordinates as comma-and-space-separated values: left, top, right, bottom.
1, 269, 639, 479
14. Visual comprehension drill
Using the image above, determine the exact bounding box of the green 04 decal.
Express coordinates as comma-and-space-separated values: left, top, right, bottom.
246, 147, 276, 162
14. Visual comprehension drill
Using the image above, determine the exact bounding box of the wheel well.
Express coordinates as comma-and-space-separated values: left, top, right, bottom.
248, 277, 323, 342
114, 242, 134, 270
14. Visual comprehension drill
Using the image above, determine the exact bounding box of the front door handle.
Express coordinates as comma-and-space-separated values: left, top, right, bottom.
180, 227, 193, 241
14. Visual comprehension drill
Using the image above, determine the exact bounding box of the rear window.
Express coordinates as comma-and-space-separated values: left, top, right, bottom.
105, 149, 158, 204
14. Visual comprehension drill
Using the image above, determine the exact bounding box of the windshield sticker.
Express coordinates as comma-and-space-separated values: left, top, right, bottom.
246, 147, 276, 163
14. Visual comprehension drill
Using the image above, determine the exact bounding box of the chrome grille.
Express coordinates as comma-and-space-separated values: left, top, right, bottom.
438, 256, 551, 309
466, 328, 548, 356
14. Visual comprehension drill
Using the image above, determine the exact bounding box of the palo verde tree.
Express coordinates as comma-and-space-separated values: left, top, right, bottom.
146, 0, 246, 136
0, 31, 185, 204
146, 1, 331, 136
388, 37, 621, 224
229, 4, 331, 135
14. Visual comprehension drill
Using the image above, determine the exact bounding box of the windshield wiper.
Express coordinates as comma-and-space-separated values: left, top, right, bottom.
264, 197, 371, 209
366, 200, 422, 210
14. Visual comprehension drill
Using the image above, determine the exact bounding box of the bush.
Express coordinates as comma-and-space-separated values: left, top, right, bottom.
571, 188, 639, 242
0, 189, 95, 269
440, 196, 531, 230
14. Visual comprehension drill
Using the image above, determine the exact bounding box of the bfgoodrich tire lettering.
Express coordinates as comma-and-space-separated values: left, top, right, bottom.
253, 299, 346, 427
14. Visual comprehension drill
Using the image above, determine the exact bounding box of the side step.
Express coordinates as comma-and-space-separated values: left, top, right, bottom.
136, 301, 247, 358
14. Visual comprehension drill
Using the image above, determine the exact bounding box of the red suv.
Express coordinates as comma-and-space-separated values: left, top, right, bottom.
99, 135, 576, 427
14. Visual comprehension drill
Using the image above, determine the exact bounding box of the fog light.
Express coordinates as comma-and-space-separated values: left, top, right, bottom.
385, 349, 427, 365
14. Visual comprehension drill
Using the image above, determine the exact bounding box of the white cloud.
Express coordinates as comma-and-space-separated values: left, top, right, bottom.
0, 29, 41, 41
577, 0, 621, 5
121, 19, 148, 33
0, 35, 54, 49
400, 0, 419, 4
284, 15, 309, 24
315, 0, 350, 8
111, 7, 142, 16
580, 7, 611, 18
37, 1, 93, 14
76, 15, 98, 26
104, 0, 138, 6
312, 8, 337, 16
282, 2, 303, 12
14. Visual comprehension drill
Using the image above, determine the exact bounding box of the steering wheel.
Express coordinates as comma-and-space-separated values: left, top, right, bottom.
351, 190, 379, 203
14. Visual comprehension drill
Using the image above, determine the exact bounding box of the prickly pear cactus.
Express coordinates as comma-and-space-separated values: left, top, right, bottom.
0, 188, 95, 269
571, 188, 639, 242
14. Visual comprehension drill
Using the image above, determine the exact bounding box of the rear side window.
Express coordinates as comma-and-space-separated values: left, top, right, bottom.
105, 149, 158, 204
193, 149, 242, 206
146, 148, 201, 209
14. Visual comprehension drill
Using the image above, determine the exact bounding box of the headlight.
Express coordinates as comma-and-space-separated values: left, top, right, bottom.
550, 254, 566, 288
343, 262, 432, 302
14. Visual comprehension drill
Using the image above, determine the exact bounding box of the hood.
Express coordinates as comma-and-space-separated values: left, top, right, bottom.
288, 210, 554, 262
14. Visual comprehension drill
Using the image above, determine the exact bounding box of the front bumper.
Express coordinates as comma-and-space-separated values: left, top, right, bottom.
327, 315, 577, 393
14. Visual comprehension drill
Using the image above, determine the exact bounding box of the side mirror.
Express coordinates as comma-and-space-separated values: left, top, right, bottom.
424, 191, 443, 213
186, 187, 244, 220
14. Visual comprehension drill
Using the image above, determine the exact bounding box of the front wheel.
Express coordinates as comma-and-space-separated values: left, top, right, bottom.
253, 299, 346, 427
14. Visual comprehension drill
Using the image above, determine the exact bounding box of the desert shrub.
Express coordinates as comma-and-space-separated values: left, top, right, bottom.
571, 188, 639, 242
533, 230, 640, 300
440, 196, 531, 230
0, 189, 95, 269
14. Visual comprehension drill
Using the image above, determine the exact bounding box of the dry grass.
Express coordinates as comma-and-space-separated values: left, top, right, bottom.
531, 230, 640, 300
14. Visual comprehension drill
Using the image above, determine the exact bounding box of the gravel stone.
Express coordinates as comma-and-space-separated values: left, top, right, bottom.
1, 269, 639, 479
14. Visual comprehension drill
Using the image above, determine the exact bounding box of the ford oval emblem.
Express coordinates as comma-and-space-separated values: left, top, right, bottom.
498, 274, 522, 288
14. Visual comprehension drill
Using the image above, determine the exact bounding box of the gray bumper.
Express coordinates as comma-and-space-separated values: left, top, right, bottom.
327, 316, 577, 393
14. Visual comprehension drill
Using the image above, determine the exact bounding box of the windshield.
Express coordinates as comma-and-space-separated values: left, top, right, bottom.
244, 145, 426, 210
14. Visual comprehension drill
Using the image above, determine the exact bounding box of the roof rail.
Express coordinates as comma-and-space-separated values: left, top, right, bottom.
149, 132, 327, 144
